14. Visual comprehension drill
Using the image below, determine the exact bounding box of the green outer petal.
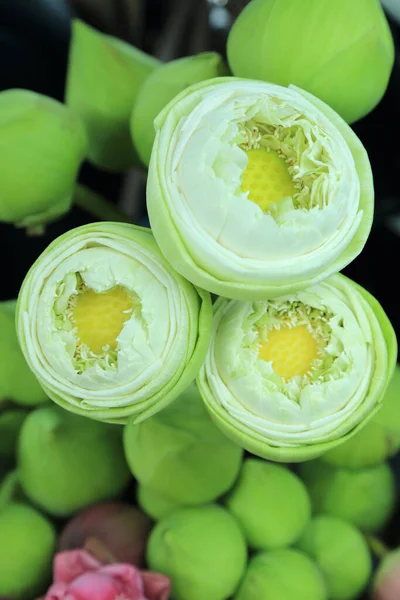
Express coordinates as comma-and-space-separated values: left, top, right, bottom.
197, 274, 397, 462
66, 20, 160, 171
131, 52, 229, 167
16, 222, 213, 424
147, 77, 373, 300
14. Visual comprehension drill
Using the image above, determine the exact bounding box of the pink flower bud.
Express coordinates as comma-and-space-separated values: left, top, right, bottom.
44, 550, 170, 600
373, 549, 400, 600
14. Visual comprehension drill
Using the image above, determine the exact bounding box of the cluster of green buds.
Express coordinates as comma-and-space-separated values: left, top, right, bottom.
1, 4, 399, 600
134, 404, 378, 600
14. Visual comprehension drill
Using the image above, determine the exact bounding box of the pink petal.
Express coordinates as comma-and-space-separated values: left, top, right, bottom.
54, 550, 102, 584
100, 564, 144, 597
68, 572, 122, 600
44, 582, 71, 600
141, 571, 171, 600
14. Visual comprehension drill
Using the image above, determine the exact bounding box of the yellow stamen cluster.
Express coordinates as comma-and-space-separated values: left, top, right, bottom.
258, 324, 320, 380
71, 286, 134, 355
241, 147, 296, 212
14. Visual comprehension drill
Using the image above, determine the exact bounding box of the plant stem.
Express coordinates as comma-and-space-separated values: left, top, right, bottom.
74, 184, 132, 224
84, 537, 118, 564
365, 534, 391, 559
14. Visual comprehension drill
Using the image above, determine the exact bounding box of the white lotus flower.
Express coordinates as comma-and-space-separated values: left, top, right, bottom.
147, 77, 373, 299
197, 274, 397, 461
16, 222, 212, 423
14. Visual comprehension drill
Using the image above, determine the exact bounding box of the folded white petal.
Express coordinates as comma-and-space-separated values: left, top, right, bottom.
148, 78, 373, 298
17, 223, 212, 422
198, 274, 393, 459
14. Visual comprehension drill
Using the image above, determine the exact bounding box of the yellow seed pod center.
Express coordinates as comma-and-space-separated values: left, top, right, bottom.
71, 286, 134, 355
241, 147, 296, 212
259, 325, 319, 379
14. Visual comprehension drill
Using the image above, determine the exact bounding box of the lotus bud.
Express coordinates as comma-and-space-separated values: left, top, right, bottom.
66, 19, 160, 171
0, 503, 56, 599
17, 405, 130, 516
197, 273, 396, 462
0, 409, 28, 466
321, 365, 400, 469
147, 77, 374, 299
227, 0, 394, 124
131, 52, 229, 167
137, 485, 182, 521
372, 548, 400, 600
16, 222, 212, 423
299, 460, 395, 533
0, 300, 48, 407
147, 505, 247, 600
124, 384, 243, 504
226, 459, 310, 549
234, 549, 327, 600
0, 90, 86, 228
296, 515, 372, 600
58, 501, 152, 567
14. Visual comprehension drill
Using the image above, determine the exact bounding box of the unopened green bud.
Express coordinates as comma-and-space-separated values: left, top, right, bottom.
321, 366, 400, 469
0, 90, 87, 227
0, 503, 56, 599
147, 505, 247, 600
66, 19, 160, 171
227, 0, 394, 124
226, 459, 311, 550
124, 384, 243, 505
137, 484, 182, 521
131, 52, 229, 166
300, 460, 395, 533
297, 516, 372, 600
18, 405, 130, 516
0, 301, 48, 407
234, 549, 327, 600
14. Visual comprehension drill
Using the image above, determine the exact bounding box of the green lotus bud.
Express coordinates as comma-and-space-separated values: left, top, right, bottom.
0, 409, 28, 466
131, 52, 229, 167
226, 459, 310, 549
124, 384, 243, 504
147, 77, 374, 300
299, 460, 395, 533
0, 89, 87, 228
227, 0, 394, 124
0, 300, 48, 407
17, 405, 130, 516
137, 484, 182, 520
321, 365, 400, 469
234, 549, 327, 600
16, 222, 212, 423
66, 19, 160, 171
147, 505, 247, 600
297, 515, 372, 600
0, 503, 56, 599
197, 273, 396, 462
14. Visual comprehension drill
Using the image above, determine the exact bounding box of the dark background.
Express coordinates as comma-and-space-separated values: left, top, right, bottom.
1, 0, 400, 589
